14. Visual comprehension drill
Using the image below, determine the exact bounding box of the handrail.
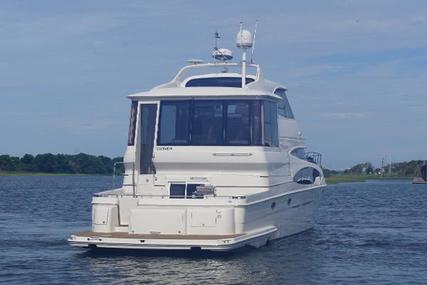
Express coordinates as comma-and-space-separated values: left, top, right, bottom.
170, 62, 261, 86
95, 192, 247, 200
305, 152, 322, 167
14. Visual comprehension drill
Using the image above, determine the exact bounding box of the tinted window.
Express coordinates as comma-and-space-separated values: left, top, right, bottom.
186, 184, 203, 198
191, 101, 223, 145
127, 101, 138, 146
263, 101, 279, 147
140, 104, 157, 174
225, 101, 250, 145
291, 148, 306, 159
170, 184, 185, 198
186, 77, 255, 88
251, 100, 262, 146
158, 101, 190, 145
274, 88, 295, 119
293, 167, 320, 184
157, 100, 275, 146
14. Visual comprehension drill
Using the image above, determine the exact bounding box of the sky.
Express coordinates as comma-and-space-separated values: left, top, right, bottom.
0, 0, 426, 169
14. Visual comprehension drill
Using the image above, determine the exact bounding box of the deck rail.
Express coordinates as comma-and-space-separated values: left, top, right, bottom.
305, 152, 322, 166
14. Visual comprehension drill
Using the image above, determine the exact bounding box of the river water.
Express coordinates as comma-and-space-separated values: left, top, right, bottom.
0, 176, 426, 284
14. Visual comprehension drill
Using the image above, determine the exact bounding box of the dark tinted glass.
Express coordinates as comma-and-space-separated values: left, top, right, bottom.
191, 101, 224, 145
157, 100, 267, 146
293, 167, 320, 184
251, 101, 262, 145
158, 101, 190, 145
186, 184, 203, 198
127, 101, 138, 146
170, 184, 185, 198
274, 88, 295, 119
140, 104, 157, 174
291, 148, 306, 159
225, 101, 250, 145
263, 101, 279, 147
185, 77, 255, 88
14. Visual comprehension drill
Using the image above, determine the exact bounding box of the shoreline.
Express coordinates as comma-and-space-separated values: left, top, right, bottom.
1, 171, 411, 184
326, 174, 411, 184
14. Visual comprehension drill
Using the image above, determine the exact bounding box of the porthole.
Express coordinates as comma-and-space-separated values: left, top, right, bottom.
287, 198, 292, 205
271, 202, 276, 209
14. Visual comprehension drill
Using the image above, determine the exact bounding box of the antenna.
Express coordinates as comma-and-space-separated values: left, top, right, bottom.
214, 31, 220, 50
250, 21, 258, 63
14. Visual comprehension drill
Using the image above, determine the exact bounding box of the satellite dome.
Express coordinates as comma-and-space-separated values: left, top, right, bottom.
236, 29, 253, 49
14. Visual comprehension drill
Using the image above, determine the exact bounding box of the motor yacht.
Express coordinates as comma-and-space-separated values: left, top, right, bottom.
68, 25, 326, 251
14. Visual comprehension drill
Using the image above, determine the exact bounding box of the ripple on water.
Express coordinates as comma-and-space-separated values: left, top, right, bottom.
1, 176, 427, 284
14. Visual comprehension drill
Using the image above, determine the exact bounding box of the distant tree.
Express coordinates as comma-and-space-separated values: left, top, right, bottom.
348, 162, 374, 175
0, 152, 121, 175
34, 153, 58, 173
20, 154, 35, 171
322, 168, 339, 177
21, 154, 34, 164
0, 155, 17, 171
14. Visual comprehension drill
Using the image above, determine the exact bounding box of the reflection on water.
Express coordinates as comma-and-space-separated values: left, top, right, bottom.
81, 232, 318, 285
1, 176, 427, 284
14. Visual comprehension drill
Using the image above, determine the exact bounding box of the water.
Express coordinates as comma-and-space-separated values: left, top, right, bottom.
1, 176, 426, 284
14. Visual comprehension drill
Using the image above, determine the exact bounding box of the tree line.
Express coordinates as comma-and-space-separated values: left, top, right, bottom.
0, 153, 123, 175
323, 160, 425, 177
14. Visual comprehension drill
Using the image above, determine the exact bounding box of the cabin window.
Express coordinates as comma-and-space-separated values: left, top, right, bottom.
139, 104, 158, 174
169, 183, 203, 199
158, 101, 190, 145
263, 101, 279, 147
251, 100, 262, 145
191, 101, 224, 145
157, 100, 278, 147
293, 167, 321, 184
274, 88, 295, 119
127, 101, 138, 146
170, 183, 186, 198
185, 77, 255, 88
291, 147, 306, 159
225, 101, 251, 145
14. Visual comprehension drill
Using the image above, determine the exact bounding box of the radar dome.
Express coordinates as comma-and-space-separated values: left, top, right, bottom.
212, 48, 233, 61
236, 29, 253, 49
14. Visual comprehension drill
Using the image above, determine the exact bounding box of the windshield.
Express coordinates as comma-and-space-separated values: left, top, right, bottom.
157, 99, 278, 147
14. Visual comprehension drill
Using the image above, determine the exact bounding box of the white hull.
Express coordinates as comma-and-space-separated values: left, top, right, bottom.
68, 30, 327, 252
69, 185, 324, 251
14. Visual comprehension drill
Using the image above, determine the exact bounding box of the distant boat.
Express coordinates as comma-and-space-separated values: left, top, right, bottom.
413, 162, 427, 184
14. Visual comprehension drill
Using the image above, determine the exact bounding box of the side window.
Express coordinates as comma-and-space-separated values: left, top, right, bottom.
263, 101, 279, 147
127, 101, 138, 146
274, 88, 295, 119
251, 101, 262, 146
293, 167, 320, 184
291, 147, 306, 159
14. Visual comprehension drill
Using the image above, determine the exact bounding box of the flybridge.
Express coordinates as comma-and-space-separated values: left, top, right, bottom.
155, 62, 261, 89
151, 23, 266, 90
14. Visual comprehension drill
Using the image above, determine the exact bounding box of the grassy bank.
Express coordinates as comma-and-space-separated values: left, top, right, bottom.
326, 174, 411, 184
